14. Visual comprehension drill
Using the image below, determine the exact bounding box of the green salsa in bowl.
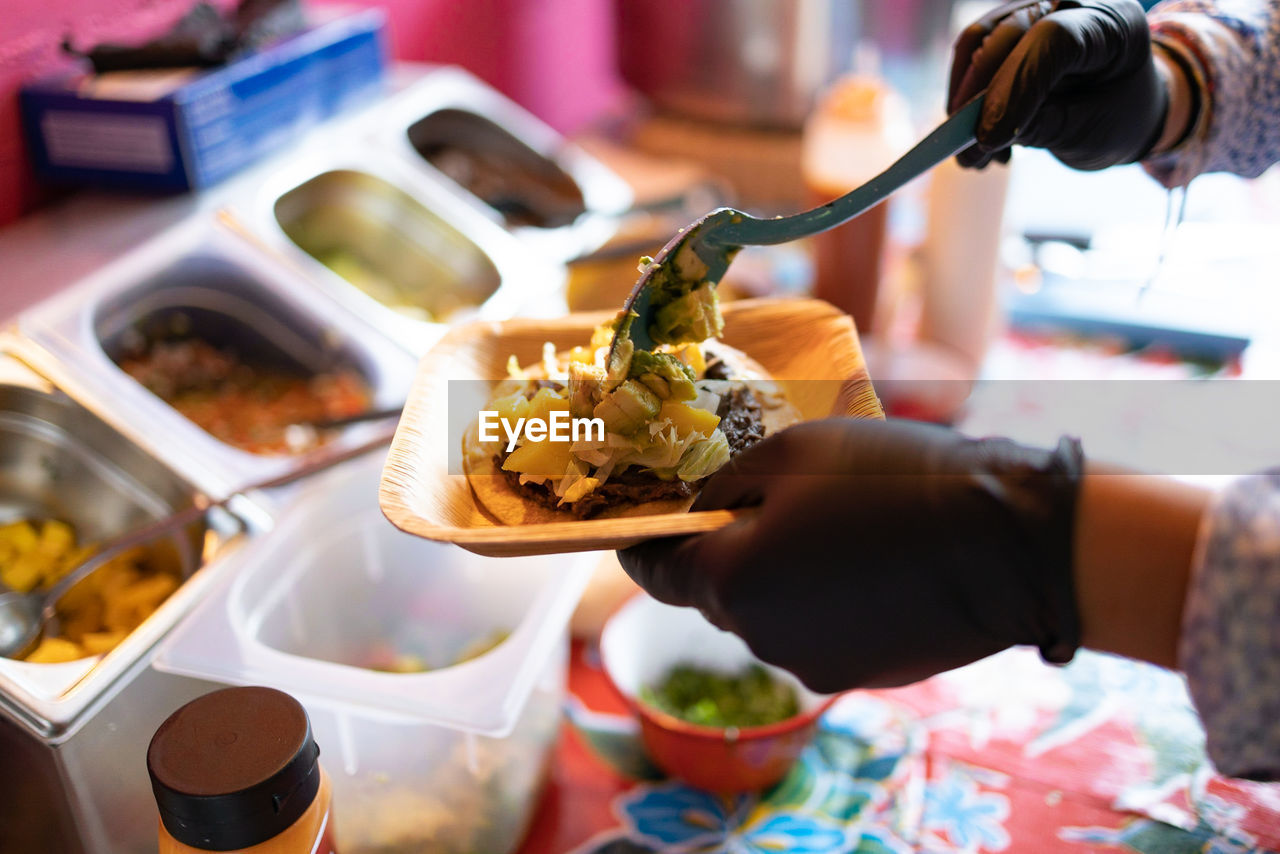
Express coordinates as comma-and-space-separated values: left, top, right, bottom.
601, 594, 837, 792
639, 663, 800, 729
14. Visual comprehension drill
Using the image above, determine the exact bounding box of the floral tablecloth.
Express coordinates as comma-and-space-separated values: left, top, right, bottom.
518, 641, 1280, 854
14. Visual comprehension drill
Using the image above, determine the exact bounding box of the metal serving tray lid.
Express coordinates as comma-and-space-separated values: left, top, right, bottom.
17, 217, 419, 507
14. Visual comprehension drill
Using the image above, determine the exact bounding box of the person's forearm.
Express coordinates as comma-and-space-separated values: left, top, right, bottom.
1071, 466, 1210, 669
1146, 1, 1280, 186
1149, 45, 1196, 155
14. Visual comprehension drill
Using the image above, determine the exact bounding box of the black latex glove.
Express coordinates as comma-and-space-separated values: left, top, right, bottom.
617, 419, 1084, 693
948, 0, 1168, 170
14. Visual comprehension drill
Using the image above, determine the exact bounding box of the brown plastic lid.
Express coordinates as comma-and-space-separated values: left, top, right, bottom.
148, 686, 321, 851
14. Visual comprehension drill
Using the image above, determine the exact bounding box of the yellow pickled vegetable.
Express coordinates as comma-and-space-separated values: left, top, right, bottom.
503, 439, 575, 478
660, 400, 721, 437
488, 392, 530, 424
39, 520, 75, 561
673, 343, 707, 377
523, 387, 572, 425
2, 553, 42, 594
1, 517, 183, 662
26, 637, 85, 664
81, 631, 129, 656
0, 521, 39, 556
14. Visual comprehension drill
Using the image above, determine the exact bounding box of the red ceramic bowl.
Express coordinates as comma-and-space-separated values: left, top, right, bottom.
599, 594, 837, 793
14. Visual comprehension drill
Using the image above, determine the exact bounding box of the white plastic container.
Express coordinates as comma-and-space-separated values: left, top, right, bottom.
153, 455, 593, 854
918, 134, 1013, 372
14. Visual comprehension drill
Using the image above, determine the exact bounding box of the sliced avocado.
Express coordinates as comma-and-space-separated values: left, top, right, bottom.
568, 361, 607, 419
593, 379, 661, 436
652, 286, 724, 345
642, 241, 736, 346
628, 350, 696, 401
605, 310, 636, 389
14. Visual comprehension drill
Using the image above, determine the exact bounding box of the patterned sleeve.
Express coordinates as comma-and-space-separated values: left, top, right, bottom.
1143, 0, 1280, 188
1179, 472, 1280, 781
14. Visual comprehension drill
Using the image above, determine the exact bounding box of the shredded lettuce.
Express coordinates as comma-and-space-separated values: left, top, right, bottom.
554, 458, 590, 499
676, 431, 732, 481
542, 341, 565, 380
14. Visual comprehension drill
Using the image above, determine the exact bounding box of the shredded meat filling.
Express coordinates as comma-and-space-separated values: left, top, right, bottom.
716, 385, 765, 454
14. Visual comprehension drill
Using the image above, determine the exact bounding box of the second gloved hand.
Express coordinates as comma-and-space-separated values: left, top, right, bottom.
617, 419, 1085, 693
949, 0, 1168, 170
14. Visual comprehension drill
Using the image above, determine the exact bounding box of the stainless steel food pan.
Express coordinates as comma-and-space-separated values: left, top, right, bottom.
368, 67, 634, 263
275, 169, 503, 322
614, 0, 860, 129
16, 219, 419, 502
0, 343, 246, 854
0, 339, 247, 740
227, 142, 568, 355
406, 107, 588, 230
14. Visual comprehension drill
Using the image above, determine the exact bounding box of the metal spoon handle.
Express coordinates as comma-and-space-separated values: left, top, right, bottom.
244, 429, 397, 491
711, 94, 985, 248
301, 406, 403, 431
38, 429, 397, 621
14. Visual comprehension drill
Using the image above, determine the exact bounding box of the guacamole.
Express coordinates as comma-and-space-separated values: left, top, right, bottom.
640, 663, 800, 729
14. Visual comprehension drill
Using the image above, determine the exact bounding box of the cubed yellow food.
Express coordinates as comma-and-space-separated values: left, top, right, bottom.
80, 630, 128, 656
2, 554, 42, 594
0, 521, 39, 555
25, 637, 86, 664
39, 519, 75, 557
672, 343, 707, 378
503, 439, 575, 478
660, 400, 721, 437
2, 516, 185, 663
523, 387, 571, 425
488, 392, 530, 424
590, 324, 615, 351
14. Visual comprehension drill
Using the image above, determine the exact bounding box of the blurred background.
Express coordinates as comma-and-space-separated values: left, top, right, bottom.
2, 3, 1279, 852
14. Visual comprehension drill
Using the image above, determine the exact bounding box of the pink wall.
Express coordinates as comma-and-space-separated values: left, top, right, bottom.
0, 0, 624, 226
361, 0, 624, 133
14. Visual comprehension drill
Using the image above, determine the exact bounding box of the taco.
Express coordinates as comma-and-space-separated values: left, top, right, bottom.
462, 321, 799, 523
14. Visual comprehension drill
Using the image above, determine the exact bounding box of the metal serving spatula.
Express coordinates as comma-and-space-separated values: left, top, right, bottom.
612, 94, 986, 355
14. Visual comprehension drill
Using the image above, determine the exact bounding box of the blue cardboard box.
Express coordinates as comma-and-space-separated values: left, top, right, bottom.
21, 7, 386, 192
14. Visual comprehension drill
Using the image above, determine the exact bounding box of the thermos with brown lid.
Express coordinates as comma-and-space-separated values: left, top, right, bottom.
148, 686, 337, 853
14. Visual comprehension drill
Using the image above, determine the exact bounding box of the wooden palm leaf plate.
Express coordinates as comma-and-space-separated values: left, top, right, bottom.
379, 298, 883, 556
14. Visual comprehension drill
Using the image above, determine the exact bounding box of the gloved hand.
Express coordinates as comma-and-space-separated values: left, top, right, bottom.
949, 0, 1168, 170
617, 419, 1084, 693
